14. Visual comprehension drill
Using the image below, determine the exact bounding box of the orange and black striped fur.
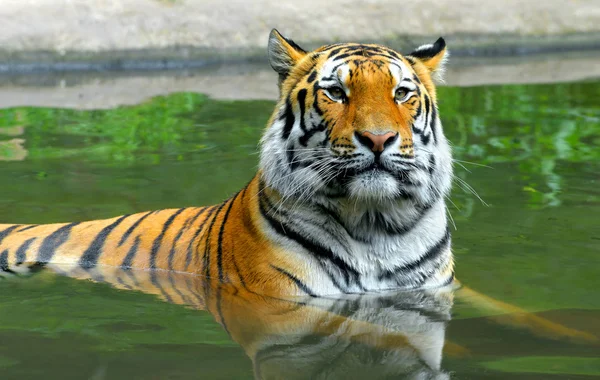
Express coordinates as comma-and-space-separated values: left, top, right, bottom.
2, 30, 458, 296
0, 31, 471, 295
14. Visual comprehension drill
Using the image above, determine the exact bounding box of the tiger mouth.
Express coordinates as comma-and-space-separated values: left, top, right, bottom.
332, 162, 390, 180
333, 162, 416, 184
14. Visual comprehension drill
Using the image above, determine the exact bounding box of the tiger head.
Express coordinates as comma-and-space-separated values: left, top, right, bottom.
260, 30, 452, 209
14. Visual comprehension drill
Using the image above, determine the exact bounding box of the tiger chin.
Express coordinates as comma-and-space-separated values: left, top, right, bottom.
0, 29, 454, 297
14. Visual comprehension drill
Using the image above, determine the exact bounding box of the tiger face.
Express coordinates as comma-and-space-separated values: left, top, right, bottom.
260, 30, 452, 209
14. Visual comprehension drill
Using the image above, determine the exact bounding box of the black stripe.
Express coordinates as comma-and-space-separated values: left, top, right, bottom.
217, 194, 238, 283
286, 143, 298, 171
184, 207, 217, 271
118, 211, 153, 247
17, 225, 39, 232
80, 215, 130, 269
428, 155, 436, 175
228, 183, 250, 286
217, 193, 245, 282
184, 207, 207, 229
430, 103, 438, 144
332, 52, 352, 61
123, 266, 140, 286
215, 286, 231, 337
282, 35, 307, 54
168, 271, 193, 305
0, 225, 20, 246
424, 95, 431, 126
281, 98, 295, 140
413, 97, 427, 135
231, 255, 247, 289
413, 97, 422, 119
312, 82, 325, 116
328, 47, 343, 58
121, 236, 141, 269
149, 208, 186, 269
421, 95, 432, 145
415, 243, 454, 287
183, 275, 205, 308
297, 89, 308, 132
341, 50, 401, 62
0, 250, 13, 272
15, 237, 36, 265
115, 274, 133, 290
168, 208, 206, 271
379, 226, 450, 280
271, 265, 316, 297
405, 56, 416, 65
214, 200, 242, 336
203, 202, 229, 279
37, 222, 79, 263
240, 182, 250, 198
299, 122, 327, 147
150, 270, 173, 303
307, 70, 317, 83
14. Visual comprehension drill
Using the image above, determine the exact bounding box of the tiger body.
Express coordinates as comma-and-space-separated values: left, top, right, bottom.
0, 30, 455, 296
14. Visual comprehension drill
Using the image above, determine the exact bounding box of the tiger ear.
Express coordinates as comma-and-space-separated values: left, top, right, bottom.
407, 37, 448, 82
268, 29, 307, 81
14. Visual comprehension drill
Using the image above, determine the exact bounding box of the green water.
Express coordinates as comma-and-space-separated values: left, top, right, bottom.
0, 80, 599, 379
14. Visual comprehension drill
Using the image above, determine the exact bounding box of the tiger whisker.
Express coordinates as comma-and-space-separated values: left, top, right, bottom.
453, 161, 471, 173
453, 176, 488, 206
453, 159, 493, 169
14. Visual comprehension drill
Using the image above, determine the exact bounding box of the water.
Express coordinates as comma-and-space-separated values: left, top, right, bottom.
0, 81, 599, 379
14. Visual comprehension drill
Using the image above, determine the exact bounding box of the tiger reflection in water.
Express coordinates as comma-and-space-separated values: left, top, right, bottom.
39, 264, 594, 380
56, 265, 455, 380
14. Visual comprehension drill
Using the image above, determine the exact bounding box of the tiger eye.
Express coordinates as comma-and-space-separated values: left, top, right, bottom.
327, 86, 345, 101
395, 87, 410, 102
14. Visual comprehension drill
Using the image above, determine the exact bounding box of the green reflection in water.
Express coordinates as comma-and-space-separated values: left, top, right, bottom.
0, 80, 599, 379
482, 356, 600, 376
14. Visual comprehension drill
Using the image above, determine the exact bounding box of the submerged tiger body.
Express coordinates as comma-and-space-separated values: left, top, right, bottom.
0, 30, 455, 296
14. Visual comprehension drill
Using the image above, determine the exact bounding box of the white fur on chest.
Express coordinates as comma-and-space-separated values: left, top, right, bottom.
262, 196, 451, 295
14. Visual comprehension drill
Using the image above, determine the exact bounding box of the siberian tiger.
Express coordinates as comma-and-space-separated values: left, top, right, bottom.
0, 29, 453, 296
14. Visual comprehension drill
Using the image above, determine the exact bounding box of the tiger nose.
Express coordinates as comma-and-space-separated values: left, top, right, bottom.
355, 131, 399, 153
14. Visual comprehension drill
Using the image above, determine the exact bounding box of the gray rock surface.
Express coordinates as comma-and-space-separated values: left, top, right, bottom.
1, 0, 599, 67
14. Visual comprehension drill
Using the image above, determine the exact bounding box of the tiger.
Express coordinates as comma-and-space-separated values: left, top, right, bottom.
0, 29, 453, 296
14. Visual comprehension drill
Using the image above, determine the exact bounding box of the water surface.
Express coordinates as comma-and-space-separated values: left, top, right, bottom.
0, 81, 598, 379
